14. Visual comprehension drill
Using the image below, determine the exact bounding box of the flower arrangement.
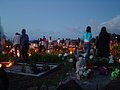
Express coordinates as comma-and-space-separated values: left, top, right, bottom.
99, 66, 108, 75
113, 45, 120, 61
58, 53, 73, 61
111, 68, 120, 80
76, 66, 92, 80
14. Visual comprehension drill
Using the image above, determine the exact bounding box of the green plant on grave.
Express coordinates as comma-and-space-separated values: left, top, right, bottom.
40, 54, 62, 63
0, 53, 15, 62
113, 45, 120, 59
111, 67, 120, 80
89, 56, 109, 67
29, 52, 41, 62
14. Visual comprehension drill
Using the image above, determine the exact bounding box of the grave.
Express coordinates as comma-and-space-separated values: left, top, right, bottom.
5, 63, 59, 77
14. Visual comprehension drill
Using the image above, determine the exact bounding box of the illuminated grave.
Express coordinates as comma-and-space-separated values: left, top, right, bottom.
5, 63, 59, 77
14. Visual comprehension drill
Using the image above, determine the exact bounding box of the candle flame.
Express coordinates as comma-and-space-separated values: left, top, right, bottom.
0, 64, 2, 68
6, 62, 12, 68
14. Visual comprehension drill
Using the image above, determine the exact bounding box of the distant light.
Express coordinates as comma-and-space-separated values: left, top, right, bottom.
17, 52, 20, 57
0, 64, 2, 68
70, 51, 73, 54
0, 62, 13, 68
115, 36, 118, 39
6, 45, 9, 48
33, 43, 36, 47
47, 50, 50, 53
35, 48, 39, 52
6, 62, 12, 68
29, 53, 32, 57
119, 58, 120, 63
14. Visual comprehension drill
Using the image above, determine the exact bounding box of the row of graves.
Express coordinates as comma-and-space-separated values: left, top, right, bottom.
0, 38, 120, 90
0, 39, 79, 77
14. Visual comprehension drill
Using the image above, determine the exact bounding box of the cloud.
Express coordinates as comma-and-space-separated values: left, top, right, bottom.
65, 26, 81, 34
100, 15, 120, 34
64, 26, 84, 39
28, 30, 61, 40
88, 19, 101, 37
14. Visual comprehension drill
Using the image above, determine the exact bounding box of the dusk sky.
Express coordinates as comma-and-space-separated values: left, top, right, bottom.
0, 0, 120, 40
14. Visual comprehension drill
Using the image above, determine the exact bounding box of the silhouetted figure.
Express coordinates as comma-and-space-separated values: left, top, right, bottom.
77, 38, 81, 46
48, 36, 52, 45
43, 36, 47, 49
12, 32, 21, 58
39, 38, 42, 47
97, 26, 110, 58
57, 38, 60, 46
20, 29, 29, 62
117, 35, 120, 44
0, 43, 2, 53
0, 65, 9, 90
62, 38, 65, 45
83, 26, 92, 63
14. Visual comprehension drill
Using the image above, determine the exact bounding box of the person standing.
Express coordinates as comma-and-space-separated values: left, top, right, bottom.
61, 38, 65, 45
83, 26, 92, 63
43, 36, 47, 49
97, 26, 110, 58
20, 29, 29, 62
57, 38, 60, 46
0, 43, 2, 54
12, 32, 21, 58
49, 36, 52, 45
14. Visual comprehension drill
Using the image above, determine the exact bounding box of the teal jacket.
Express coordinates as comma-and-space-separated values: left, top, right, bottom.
83, 32, 92, 42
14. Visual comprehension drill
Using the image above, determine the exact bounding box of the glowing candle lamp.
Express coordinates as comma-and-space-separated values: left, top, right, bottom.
6, 62, 12, 68
47, 50, 50, 53
0, 62, 13, 68
70, 51, 73, 54
0, 64, 2, 68
119, 58, 120, 63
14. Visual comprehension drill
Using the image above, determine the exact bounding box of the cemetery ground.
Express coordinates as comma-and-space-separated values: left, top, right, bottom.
2, 44, 120, 90
7, 61, 112, 90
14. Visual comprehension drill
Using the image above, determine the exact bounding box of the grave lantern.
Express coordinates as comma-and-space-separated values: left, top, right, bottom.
0, 62, 12, 68
119, 58, 120, 63
0, 64, 2, 68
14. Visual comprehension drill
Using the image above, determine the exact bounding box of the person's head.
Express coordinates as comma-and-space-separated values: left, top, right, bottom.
22, 29, 26, 34
101, 26, 107, 33
86, 26, 91, 33
99, 26, 109, 37
15, 32, 20, 35
96, 36, 98, 39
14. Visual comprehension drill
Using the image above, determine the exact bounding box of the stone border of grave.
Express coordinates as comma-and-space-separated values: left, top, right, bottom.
5, 63, 60, 77
55, 77, 97, 90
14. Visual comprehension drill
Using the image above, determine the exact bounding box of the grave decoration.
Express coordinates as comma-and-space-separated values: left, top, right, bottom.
0, 62, 13, 68
111, 68, 120, 80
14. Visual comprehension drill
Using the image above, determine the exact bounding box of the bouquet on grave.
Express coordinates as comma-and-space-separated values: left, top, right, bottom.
111, 68, 120, 80
99, 66, 108, 75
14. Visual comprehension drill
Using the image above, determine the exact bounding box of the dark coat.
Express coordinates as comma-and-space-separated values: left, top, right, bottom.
97, 30, 110, 58
0, 67, 9, 90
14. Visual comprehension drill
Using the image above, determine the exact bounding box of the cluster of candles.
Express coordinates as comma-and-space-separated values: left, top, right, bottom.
0, 62, 13, 68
